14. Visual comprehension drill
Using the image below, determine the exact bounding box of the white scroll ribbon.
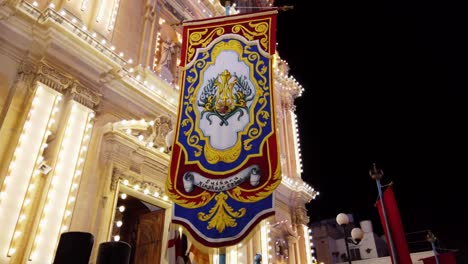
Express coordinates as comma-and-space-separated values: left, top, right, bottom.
183, 164, 261, 193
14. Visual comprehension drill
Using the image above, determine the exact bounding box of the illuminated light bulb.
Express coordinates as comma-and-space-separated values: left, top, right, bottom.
8, 248, 16, 255
120, 193, 127, 199
19, 214, 26, 221
60, 10, 66, 16
92, 32, 97, 37
123, 179, 129, 185
118, 205, 125, 212
72, 18, 77, 23
133, 185, 139, 190
153, 191, 159, 197
143, 189, 149, 195
14, 231, 22, 238
116, 221, 123, 227
114, 235, 120, 241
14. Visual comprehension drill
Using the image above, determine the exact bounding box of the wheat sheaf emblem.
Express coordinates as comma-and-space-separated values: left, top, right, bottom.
198, 69, 254, 126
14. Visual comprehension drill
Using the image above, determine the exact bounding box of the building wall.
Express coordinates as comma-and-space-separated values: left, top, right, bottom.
0, 1, 316, 264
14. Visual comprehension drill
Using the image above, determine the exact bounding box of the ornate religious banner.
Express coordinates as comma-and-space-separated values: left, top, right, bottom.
166, 10, 281, 247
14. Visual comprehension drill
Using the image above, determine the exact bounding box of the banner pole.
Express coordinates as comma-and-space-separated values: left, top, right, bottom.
225, 1, 231, 16
376, 179, 399, 263
371, 164, 399, 264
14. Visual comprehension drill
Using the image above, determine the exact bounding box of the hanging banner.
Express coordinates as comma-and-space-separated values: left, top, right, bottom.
166, 10, 281, 247
376, 185, 412, 264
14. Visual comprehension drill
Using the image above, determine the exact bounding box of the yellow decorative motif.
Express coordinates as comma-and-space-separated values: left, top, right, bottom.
198, 192, 246, 233
204, 139, 242, 164
187, 27, 225, 63
232, 21, 269, 52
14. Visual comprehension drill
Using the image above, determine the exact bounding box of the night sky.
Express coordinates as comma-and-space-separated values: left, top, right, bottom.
274, 0, 467, 260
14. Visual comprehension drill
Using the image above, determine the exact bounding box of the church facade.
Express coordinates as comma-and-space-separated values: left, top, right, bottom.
0, 0, 317, 263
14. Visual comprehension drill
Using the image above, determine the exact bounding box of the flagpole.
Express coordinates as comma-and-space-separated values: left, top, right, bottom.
370, 163, 399, 264
426, 231, 441, 264
224, 1, 231, 16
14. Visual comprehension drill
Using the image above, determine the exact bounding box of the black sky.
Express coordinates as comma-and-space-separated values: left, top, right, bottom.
274, 0, 467, 260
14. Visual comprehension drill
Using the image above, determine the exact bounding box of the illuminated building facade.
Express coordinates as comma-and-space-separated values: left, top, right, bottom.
0, 0, 317, 263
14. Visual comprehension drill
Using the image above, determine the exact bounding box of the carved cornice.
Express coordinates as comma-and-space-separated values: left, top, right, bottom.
110, 167, 171, 205
34, 61, 73, 92
68, 82, 100, 109
18, 60, 101, 109
111, 167, 163, 193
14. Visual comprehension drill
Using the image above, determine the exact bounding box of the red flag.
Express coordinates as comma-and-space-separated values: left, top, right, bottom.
420, 252, 457, 264
376, 185, 412, 264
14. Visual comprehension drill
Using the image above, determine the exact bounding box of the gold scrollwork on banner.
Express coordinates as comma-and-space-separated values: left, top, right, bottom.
198, 192, 246, 233
232, 21, 270, 52
187, 27, 225, 63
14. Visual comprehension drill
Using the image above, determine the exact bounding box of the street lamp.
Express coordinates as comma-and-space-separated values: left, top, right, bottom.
369, 163, 398, 264
336, 213, 364, 264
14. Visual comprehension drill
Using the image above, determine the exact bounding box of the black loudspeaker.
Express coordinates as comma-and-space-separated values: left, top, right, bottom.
96, 241, 131, 264
53, 231, 94, 264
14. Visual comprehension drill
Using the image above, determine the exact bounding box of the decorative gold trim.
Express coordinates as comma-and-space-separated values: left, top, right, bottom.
198, 192, 246, 233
